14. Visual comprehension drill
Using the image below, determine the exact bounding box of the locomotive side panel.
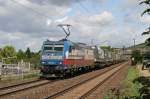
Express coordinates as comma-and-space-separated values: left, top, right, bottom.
64, 43, 95, 68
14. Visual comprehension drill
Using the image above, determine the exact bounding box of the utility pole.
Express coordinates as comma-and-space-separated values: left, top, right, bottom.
133, 38, 136, 50
91, 39, 94, 46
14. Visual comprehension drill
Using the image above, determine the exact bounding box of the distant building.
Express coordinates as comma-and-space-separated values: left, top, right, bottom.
124, 43, 150, 59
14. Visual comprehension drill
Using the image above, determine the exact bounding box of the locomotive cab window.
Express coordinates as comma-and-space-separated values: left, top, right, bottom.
54, 47, 63, 51
54, 45, 64, 51
43, 46, 53, 51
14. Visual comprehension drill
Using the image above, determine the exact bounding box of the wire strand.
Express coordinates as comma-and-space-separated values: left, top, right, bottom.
76, 0, 90, 14
11, 0, 50, 19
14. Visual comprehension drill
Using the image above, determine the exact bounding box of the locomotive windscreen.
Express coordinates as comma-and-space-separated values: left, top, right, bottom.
43, 45, 64, 52
54, 45, 64, 52
44, 46, 53, 51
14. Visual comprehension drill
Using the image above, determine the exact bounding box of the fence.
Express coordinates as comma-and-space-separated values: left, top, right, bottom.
0, 63, 40, 82
0, 61, 30, 75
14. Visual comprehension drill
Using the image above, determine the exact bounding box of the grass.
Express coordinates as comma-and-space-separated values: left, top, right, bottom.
104, 66, 142, 99
0, 70, 40, 83
120, 66, 142, 98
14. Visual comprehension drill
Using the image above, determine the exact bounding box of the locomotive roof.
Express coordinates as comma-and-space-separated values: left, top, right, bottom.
43, 39, 65, 45
43, 39, 92, 49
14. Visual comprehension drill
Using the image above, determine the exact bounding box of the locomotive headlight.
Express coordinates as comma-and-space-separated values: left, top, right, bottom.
42, 55, 49, 59
42, 61, 46, 64
60, 62, 62, 64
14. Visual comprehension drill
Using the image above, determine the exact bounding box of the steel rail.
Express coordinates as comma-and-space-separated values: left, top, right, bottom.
0, 79, 41, 90
79, 63, 126, 99
0, 79, 56, 97
45, 62, 126, 99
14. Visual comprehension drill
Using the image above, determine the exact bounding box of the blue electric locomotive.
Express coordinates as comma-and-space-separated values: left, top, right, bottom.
40, 38, 97, 77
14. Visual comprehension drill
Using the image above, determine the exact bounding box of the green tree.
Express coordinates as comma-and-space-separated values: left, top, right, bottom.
131, 50, 142, 64
140, 0, 150, 46
0, 48, 2, 61
0, 46, 17, 63
25, 47, 31, 59
140, 0, 150, 16
30, 52, 40, 69
1, 46, 16, 58
17, 49, 25, 60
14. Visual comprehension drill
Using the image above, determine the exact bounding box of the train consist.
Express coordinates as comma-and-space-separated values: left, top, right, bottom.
40, 39, 124, 78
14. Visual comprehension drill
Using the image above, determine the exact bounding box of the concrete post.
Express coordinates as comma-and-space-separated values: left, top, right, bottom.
0, 62, 2, 80
29, 62, 30, 71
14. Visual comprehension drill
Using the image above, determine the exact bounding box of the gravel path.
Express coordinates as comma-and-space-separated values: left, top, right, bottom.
137, 64, 150, 77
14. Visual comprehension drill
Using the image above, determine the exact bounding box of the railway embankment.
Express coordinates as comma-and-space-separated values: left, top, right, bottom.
105, 64, 150, 99
0, 70, 40, 87
0, 63, 123, 99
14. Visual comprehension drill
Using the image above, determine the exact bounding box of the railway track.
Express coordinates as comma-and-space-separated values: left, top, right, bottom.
79, 63, 126, 99
45, 62, 127, 99
0, 79, 54, 97
0, 79, 41, 90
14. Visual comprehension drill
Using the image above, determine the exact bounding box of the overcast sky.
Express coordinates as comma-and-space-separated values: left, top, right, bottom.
0, 0, 149, 51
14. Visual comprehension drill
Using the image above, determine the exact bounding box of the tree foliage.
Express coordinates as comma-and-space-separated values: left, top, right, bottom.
25, 47, 31, 59
140, 0, 150, 16
0, 46, 17, 63
0, 46, 16, 58
143, 51, 150, 59
0, 48, 2, 60
17, 49, 25, 60
140, 0, 150, 46
131, 50, 143, 64
0, 46, 40, 68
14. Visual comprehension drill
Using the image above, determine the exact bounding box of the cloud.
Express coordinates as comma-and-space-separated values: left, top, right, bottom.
29, 0, 85, 6
46, 19, 52, 25
89, 11, 113, 25
55, 16, 68, 23
0, 0, 148, 51
140, 15, 150, 24
25, 40, 37, 48
53, 11, 115, 45
0, 0, 70, 35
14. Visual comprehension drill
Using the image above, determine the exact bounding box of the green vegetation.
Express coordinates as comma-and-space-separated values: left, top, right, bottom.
143, 51, 150, 59
140, 0, 150, 16
120, 67, 150, 99
0, 45, 40, 69
140, 0, 150, 46
105, 67, 142, 99
1, 70, 40, 82
128, 43, 146, 49
131, 50, 143, 65
100, 46, 114, 51
120, 67, 141, 98
0, 46, 17, 64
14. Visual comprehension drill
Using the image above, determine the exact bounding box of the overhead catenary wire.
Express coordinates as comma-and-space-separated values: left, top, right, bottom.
76, 0, 90, 14
11, 0, 51, 19
11, 0, 90, 18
